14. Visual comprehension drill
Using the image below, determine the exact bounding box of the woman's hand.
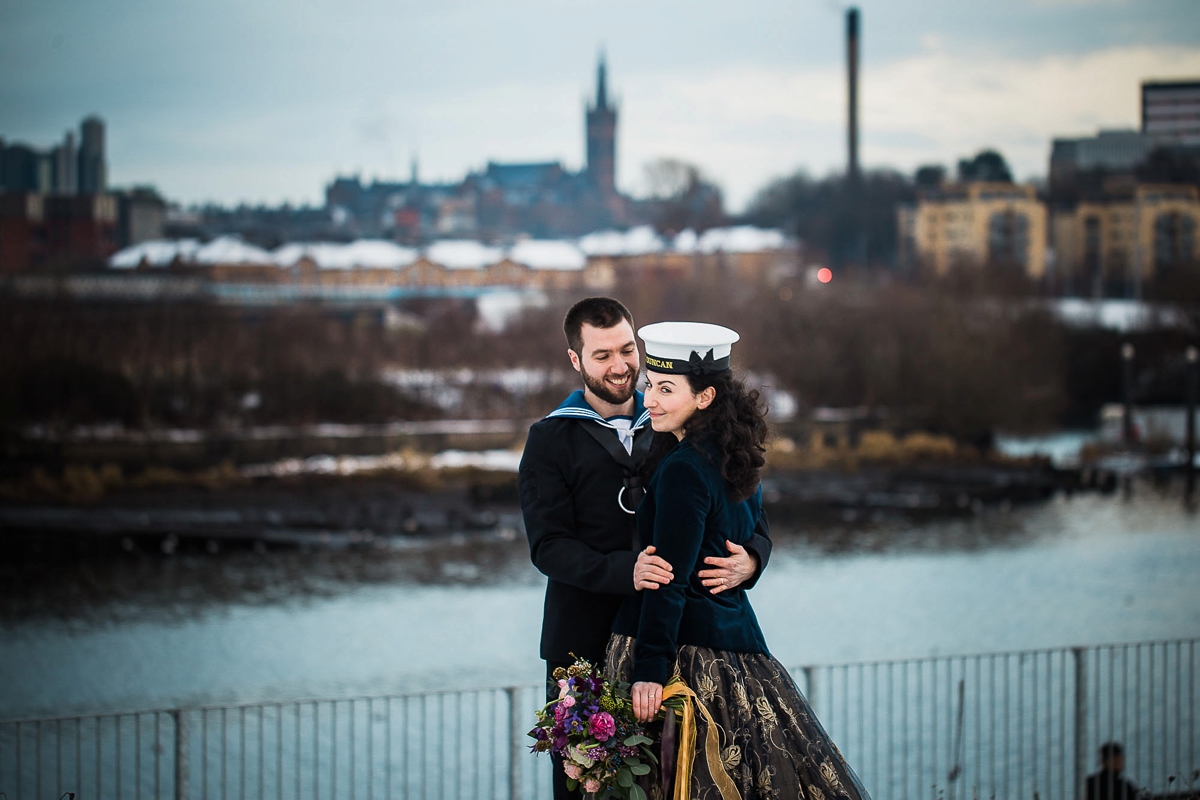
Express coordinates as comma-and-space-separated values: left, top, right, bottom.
631, 681, 664, 722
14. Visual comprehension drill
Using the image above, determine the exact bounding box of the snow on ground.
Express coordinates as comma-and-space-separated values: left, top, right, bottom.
240, 448, 522, 478
428, 449, 523, 472
475, 290, 549, 331
1050, 298, 1187, 332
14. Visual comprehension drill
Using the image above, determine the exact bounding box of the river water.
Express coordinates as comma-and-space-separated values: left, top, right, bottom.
1, 487, 1198, 721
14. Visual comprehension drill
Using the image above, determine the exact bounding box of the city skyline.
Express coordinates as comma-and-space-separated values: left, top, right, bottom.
3, 0, 1199, 210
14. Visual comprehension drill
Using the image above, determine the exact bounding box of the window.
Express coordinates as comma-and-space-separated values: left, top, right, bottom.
1155, 212, 1197, 270
989, 211, 1031, 267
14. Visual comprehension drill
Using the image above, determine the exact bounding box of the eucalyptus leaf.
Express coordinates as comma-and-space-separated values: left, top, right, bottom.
617, 769, 634, 788
630, 783, 648, 800
630, 763, 652, 776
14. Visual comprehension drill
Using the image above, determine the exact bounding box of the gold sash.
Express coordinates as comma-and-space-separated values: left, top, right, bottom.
661, 680, 741, 800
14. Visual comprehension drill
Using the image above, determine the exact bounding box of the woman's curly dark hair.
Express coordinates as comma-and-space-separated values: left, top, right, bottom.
681, 371, 769, 502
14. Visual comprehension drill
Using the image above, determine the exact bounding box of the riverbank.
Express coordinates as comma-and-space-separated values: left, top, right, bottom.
0, 455, 1103, 562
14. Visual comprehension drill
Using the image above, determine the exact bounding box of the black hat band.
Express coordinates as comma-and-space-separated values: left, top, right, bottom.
644, 348, 730, 375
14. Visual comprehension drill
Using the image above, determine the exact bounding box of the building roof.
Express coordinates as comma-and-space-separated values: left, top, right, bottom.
484, 162, 564, 189
194, 236, 276, 265
508, 239, 586, 271
109, 238, 201, 268
666, 226, 793, 255
275, 240, 418, 270
426, 239, 504, 270
578, 225, 665, 256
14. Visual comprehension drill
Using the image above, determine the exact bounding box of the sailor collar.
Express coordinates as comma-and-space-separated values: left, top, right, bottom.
545, 389, 652, 431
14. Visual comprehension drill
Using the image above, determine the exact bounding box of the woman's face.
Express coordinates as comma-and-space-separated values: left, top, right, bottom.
643, 370, 714, 440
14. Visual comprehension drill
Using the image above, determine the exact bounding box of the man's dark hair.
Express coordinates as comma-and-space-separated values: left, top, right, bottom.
1099, 742, 1124, 761
563, 297, 634, 355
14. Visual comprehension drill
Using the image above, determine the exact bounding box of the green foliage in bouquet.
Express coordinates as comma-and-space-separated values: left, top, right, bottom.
528, 657, 662, 800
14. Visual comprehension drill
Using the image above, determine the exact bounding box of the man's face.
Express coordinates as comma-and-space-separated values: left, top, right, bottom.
569, 321, 639, 406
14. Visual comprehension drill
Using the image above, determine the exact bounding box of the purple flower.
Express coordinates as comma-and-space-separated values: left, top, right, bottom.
589, 711, 616, 742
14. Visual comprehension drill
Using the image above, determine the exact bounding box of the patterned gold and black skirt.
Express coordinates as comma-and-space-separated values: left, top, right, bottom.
605, 634, 871, 800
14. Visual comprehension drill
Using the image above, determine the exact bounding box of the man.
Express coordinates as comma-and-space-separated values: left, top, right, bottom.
519, 296, 772, 800
1085, 742, 1142, 800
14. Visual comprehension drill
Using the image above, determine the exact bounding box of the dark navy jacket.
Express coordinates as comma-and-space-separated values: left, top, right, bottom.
520, 391, 772, 665
612, 437, 770, 684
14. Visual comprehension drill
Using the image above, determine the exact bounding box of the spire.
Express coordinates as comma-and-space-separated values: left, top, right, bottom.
596, 51, 608, 110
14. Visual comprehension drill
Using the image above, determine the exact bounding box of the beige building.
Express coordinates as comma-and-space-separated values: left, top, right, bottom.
1051, 183, 1200, 292
898, 182, 1048, 278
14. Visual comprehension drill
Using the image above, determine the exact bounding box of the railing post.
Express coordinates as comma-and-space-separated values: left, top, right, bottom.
802, 666, 817, 714
1072, 648, 1087, 800
174, 709, 190, 800
508, 686, 523, 800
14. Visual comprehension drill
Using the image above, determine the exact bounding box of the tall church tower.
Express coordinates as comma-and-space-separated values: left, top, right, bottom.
586, 54, 618, 196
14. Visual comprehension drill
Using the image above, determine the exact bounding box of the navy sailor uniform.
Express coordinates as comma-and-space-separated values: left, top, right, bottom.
519, 390, 772, 666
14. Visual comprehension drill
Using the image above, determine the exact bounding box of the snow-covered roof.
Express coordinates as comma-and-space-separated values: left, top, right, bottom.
425, 240, 504, 270
109, 239, 201, 269
673, 229, 699, 253
194, 236, 276, 265
695, 226, 790, 254
508, 239, 586, 271
274, 240, 418, 270
578, 225, 665, 257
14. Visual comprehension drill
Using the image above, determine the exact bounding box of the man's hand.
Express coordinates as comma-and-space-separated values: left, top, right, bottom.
698, 540, 758, 595
634, 546, 674, 591
632, 681, 664, 722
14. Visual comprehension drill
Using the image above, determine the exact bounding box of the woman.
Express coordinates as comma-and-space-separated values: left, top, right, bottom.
607, 321, 870, 800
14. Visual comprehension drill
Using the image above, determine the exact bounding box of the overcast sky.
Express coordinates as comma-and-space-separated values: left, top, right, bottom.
2, 0, 1198, 211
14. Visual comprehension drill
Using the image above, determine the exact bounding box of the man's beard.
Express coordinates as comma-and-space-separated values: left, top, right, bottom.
581, 365, 636, 406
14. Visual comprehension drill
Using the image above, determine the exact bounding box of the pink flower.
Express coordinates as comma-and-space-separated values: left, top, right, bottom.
561, 695, 576, 708
558, 679, 570, 698
583, 777, 601, 794
563, 763, 582, 780
554, 703, 569, 723
588, 711, 616, 741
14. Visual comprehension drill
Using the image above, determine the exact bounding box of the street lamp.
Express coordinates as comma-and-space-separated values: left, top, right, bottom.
1187, 346, 1198, 501
1121, 343, 1135, 447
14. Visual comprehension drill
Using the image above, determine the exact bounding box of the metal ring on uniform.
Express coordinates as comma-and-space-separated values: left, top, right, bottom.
617, 486, 636, 515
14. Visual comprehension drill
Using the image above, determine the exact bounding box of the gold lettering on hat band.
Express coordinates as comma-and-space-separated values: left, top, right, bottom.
645, 356, 674, 370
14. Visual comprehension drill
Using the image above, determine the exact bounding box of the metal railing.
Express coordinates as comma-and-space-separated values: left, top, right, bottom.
1, 639, 1196, 800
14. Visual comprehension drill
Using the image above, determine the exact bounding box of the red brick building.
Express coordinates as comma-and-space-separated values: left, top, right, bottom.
0, 192, 119, 272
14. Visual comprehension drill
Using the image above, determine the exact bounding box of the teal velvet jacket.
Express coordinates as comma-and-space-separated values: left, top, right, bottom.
612, 437, 770, 684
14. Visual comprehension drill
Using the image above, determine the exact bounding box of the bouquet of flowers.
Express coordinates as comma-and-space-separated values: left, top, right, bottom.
528, 657, 660, 800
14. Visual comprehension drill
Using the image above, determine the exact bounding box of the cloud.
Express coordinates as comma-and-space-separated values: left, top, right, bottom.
615, 43, 1200, 209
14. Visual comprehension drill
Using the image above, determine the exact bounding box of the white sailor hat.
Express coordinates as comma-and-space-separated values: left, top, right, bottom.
638, 321, 740, 375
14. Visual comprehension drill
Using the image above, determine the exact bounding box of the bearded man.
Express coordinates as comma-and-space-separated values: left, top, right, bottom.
519, 296, 773, 800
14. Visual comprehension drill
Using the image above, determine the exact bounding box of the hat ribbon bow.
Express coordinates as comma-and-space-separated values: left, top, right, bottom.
688, 349, 716, 375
